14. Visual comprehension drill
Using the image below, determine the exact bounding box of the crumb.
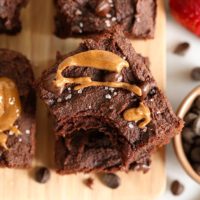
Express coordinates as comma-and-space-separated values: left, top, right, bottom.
83, 177, 94, 189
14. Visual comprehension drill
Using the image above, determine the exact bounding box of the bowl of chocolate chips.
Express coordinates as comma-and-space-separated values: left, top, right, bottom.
174, 85, 200, 183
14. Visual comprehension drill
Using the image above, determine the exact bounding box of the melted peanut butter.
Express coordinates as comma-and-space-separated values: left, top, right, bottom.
123, 102, 151, 128
54, 50, 141, 96
0, 133, 8, 149
0, 77, 22, 149
54, 50, 151, 128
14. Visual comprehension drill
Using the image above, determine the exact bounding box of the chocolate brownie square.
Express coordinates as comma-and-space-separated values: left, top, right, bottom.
38, 28, 183, 174
0, 0, 28, 34
0, 49, 36, 168
54, 0, 156, 39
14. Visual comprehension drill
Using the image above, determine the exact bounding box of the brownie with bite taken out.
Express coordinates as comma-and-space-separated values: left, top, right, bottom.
38, 28, 183, 174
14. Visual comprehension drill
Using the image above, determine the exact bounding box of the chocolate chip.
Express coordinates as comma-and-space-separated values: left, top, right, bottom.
140, 82, 150, 100
182, 127, 195, 143
174, 42, 190, 56
83, 177, 94, 189
99, 173, 121, 189
194, 96, 200, 109
190, 147, 200, 163
192, 117, 200, 135
170, 180, 184, 195
95, 0, 111, 17
193, 164, 200, 175
182, 142, 190, 155
194, 137, 200, 146
104, 72, 123, 82
191, 107, 200, 115
35, 167, 50, 183
184, 112, 198, 125
149, 87, 156, 98
191, 67, 200, 81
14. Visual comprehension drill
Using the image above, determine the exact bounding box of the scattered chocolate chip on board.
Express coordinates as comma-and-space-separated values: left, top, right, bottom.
170, 180, 184, 196
35, 167, 51, 184
99, 173, 121, 189
173, 42, 190, 55
83, 177, 94, 189
191, 67, 200, 81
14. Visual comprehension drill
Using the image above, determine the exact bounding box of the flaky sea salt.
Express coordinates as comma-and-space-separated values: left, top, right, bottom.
109, 88, 115, 92
105, 94, 112, 99
128, 123, 134, 129
106, 14, 112, 18
105, 20, 111, 27
65, 94, 72, 100
25, 130, 30, 135
9, 131, 14, 135
113, 92, 118, 96
75, 9, 82, 16
77, 89, 83, 94
57, 98, 62, 103
111, 17, 117, 22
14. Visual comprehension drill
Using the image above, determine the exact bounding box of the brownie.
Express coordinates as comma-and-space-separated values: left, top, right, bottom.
0, 0, 28, 34
38, 28, 183, 174
54, 0, 156, 39
0, 49, 36, 168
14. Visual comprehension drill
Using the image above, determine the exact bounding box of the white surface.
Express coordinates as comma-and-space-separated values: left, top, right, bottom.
160, 2, 200, 200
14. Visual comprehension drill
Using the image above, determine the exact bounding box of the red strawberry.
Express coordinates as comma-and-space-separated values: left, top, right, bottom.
170, 0, 200, 36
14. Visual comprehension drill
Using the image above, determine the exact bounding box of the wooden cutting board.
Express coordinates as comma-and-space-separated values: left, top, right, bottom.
0, 0, 166, 199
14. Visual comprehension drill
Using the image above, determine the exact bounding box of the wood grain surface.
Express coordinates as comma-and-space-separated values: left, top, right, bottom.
0, 0, 166, 199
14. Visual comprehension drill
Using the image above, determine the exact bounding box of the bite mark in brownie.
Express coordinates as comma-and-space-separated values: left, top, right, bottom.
38, 28, 183, 174
0, 0, 28, 34
0, 49, 36, 168
54, 0, 156, 39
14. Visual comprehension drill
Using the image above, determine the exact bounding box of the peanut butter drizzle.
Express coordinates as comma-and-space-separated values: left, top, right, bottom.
123, 102, 151, 129
54, 50, 151, 127
54, 50, 142, 96
0, 77, 22, 149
